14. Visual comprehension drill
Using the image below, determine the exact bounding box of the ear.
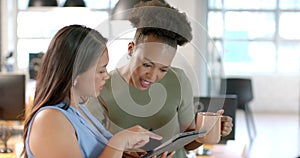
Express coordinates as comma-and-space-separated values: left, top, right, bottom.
128, 41, 135, 56
73, 76, 79, 87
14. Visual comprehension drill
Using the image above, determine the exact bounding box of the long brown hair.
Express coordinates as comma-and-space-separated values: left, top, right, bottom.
21, 25, 107, 158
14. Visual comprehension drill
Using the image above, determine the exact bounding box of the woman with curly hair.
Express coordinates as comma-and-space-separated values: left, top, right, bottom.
87, 1, 233, 157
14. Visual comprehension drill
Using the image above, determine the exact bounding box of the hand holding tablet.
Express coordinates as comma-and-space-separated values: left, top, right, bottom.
140, 130, 206, 158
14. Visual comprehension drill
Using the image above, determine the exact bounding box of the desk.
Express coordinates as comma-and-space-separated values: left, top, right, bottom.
196, 141, 247, 158
0, 122, 23, 158
1, 135, 246, 158
0, 135, 23, 158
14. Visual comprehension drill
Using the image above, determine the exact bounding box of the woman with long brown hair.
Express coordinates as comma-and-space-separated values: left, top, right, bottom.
21, 25, 173, 158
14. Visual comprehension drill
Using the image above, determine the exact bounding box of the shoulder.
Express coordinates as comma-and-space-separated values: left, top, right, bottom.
30, 107, 74, 136
28, 107, 77, 156
168, 67, 192, 91
29, 107, 75, 143
109, 69, 118, 76
168, 67, 189, 80
169, 67, 185, 74
33, 107, 69, 125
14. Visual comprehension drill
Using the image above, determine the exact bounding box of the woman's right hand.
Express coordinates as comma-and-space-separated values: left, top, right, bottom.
109, 125, 162, 151
107, 125, 176, 158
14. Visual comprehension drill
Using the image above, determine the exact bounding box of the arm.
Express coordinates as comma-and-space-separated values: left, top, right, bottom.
99, 125, 164, 158
183, 121, 203, 151
174, 68, 202, 150
29, 109, 171, 158
184, 110, 233, 150
175, 69, 233, 150
185, 109, 233, 150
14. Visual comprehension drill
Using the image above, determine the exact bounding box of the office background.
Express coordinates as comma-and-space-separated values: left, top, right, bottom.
0, 0, 299, 157
0, 0, 299, 114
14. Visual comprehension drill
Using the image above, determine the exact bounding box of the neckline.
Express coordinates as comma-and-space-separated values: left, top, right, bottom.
70, 104, 108, 142
114, 69, 139, 90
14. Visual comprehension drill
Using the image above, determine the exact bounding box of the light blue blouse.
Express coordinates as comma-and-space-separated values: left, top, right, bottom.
25, 102, 113, 158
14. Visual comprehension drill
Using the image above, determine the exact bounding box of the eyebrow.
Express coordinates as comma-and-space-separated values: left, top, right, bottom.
144, 57, 154, 65
98, 63, 108, 69
101, 64, 108, 68
144, 57, 170, 68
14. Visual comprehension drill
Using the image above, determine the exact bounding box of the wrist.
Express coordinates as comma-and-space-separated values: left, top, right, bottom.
107, 133, 127, 151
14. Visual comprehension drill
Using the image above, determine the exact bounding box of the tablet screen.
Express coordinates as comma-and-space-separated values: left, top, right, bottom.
141, 130, 206, 158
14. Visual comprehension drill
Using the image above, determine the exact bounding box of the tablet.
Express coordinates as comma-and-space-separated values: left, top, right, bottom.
141, 130, 206, 158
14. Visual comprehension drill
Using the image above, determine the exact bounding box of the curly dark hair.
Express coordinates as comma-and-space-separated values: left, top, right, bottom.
128, 0, 192, 48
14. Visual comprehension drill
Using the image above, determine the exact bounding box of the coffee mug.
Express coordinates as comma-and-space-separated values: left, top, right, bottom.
195, 112, 221, 144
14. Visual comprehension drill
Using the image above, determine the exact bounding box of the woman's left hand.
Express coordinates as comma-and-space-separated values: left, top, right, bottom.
216, 109, 233, 137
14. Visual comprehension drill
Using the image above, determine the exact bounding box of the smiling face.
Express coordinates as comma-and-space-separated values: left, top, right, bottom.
127, 35, 176, 90
75, 48, 110, 97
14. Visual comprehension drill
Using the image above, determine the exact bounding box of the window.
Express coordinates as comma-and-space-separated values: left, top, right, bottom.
208, 0, 300, 74
16, 0, 118, 72
17, 8, 109, 70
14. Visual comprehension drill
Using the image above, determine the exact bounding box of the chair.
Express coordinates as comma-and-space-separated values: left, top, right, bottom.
221, 78, 257, 144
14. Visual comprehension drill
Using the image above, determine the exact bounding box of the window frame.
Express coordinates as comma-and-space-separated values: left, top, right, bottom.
207, 0, 300, 74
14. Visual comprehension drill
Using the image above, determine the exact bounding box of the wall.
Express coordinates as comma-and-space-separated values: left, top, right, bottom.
0, 0, 2, 71
167, 0, 209, 96
0, 0, 5, 72
0, 0, 17, 72
226, 74, 299, 114
251, 74, 299, 113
